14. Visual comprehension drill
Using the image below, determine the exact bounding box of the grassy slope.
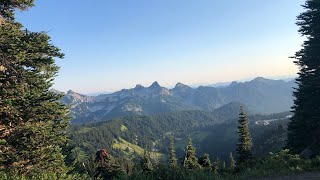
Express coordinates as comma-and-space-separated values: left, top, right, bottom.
112, 137, 162, 160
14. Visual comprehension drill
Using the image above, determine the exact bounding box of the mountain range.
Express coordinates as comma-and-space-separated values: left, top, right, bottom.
57, 77, 295, 123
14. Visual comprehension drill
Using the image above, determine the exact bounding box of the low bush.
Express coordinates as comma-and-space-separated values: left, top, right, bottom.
0, 171, 89, 180
236, 149, 320, 178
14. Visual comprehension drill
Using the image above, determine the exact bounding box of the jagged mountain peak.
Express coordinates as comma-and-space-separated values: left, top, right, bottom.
149, 81, 161, 89
252, 77, 269, 82
65, 90, 93, 99
67, 89, 77, 94
229, 81, 239, 86
174, 82, 191, 89
61, 77, 295, 123
49, 88, 64, 95
61, 90, 95, 108
250, 77, 286, 86
134, 84, 145, 90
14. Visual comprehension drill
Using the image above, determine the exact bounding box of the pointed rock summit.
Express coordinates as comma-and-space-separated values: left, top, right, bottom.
135, 84, 145, 90
67, 90, 76, 94
50, 88, 64, 95
66, 90, 88, 98
252, 77, 269, 82
149, 81, 161, 89
230, 81, 238, 86
174, 82, 190, 89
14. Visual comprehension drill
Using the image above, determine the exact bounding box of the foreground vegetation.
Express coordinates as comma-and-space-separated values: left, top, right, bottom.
119, 152, 320, 180
1, 148, 320, 180
88, 109, 320, 179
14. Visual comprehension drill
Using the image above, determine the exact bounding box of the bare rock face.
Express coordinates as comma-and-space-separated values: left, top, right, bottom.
62, 90, 95, 106
0, 16, 5, 25
299, 148, 314, 159
0, 65, 7, 72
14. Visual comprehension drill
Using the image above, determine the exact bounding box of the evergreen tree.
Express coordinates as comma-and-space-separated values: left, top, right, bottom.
116, 157, 135, 176
95, 149, 125, 179
0, 0, 69, 175
236, 107, 252, 163
140, 149, 153, 173
182, 137, 201, 170
222, 161, 226, 169
64, 145, 89, 174
215, 158, 225, 172
229, 152, 236, 169
198, 154, 212, 170
0, 0, 34, 22
211, 161, 218, 174
287, 0, 320, 155
168, 135, 177, 167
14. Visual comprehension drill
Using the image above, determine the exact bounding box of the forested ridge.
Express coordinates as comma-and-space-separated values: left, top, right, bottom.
69, 102, 288, 156
68, 107, 292, 175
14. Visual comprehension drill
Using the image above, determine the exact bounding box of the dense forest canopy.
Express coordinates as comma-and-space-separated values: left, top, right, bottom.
68, 106, 292, 173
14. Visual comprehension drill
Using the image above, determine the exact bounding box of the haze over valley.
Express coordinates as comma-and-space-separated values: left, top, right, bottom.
55, 77, 295, 123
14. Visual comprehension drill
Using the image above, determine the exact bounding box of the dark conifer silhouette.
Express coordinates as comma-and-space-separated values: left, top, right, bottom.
140, 149, 153, 173
198, 154, 212, 170
229, 152, 236, 169
236, 107, 252, 163
287, 0, 320, 155
169, 135, 177, 167
182, 137, 201, 170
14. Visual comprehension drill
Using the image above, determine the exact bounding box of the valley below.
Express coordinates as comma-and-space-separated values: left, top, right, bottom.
63, 77, 296, 173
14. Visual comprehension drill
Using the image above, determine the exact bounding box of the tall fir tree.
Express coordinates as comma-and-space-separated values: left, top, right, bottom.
215, 158, 225, 171
287, 0, 320, 155
0, 0, 34, 22
229, 152, 236, 170
140, 149, 153, 173
94, 149, 124, 179
212, 161, 218, 174
0, 0, 70, 175
182, 137, 201, 170
236, 107, 252, 163
198, 154, 212, 170
168, 135, 177, 167
222, 161, 226, 169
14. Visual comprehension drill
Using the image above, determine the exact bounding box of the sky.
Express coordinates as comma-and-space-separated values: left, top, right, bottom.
17, 0, 305, 94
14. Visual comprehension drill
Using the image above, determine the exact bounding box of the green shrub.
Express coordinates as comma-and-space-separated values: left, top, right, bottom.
118, 164, 226, 180
235, 149, 320, 178
0, 171, 89, 180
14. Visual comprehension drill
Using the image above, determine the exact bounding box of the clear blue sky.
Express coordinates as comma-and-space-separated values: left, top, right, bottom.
17, 0, 304, 94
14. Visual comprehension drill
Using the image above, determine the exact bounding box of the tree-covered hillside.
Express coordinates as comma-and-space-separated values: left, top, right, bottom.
68, 102, 292, 175
69, 102, 243, 158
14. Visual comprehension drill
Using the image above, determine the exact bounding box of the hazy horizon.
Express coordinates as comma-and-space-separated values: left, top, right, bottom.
17, 0, 303, 93
56, 74, 297, 95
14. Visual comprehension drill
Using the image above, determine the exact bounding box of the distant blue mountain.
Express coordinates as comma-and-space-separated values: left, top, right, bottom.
61, 77, 296, 123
